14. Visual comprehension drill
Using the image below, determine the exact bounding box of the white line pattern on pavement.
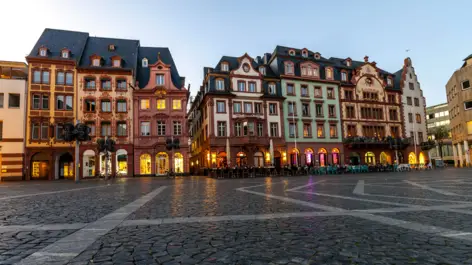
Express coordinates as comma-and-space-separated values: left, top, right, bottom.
0, 184, 118, 200
403, 180, 459, 195
285, 180, 326, 191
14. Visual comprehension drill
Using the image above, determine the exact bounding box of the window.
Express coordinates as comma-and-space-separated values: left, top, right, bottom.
238, 81, 246, 92
101, 79, 111, 90
101, 122, 111, 136
325, 68, 333, 79
142, 58, 148, 67
387, 78, 392, 86
32, 94, 49, 110
303, 123, 312, 137
344, 90, 353, 100
289, 123, 296, 138
56, 72, 64, 85
409, 82, 414, 90
347, 125, 357, 137
329, 125, 337, 138
92, 59, 100, 67
234, 122, 241, 136
39, 49, 47, 56
302, 103, 310, 116
85, 78, 96, 89
315, 104, 323, 117
117, 122, 127, 136
465, 101, 472, 110
55, 95, 69, 110
362, 125, 385, 138
233, 102, 241, 113
269, 103, 277, 115
101, 100, 111, 112
55, 124, 64, 140
346, 106, 355, 118
363, 92, 378, 101
287, 84, 294, 95
157, 121, 166, 136
113, 59, 121, 67
259, 67, 266, 75
140, 122, 150, 136
116, 79, 127, 90
462, 80, 470, 90
341, 72, 347, 81
86, 122, 96, 136
254, 103, 262, 114
414, 98, 419, 107
157, 99, 166, 110
173, 121, 182, 135
327, 87, 334, 99
221, 63, 229, 72
257, 123, 263, 136
245, 121, 254, 136
391, 126, 399, 137
317, 124, 325, 138
407, 97, 412, 105
42, 71, 49, 84
288, 102, 296, 115
302, 50, 308, 58
31, 123, 40, 140
172, 99, 181, 110
41, 123, 49, 140
416, 114, 421, 123
301, 85, 308, 97
389, 109, 398, 121
289, 50, 295, 56
216, 79, 224, 90
33, 70, 41, 83
328, 105, 335, 117
268, 83, 276, 95
360, 107, 383, 120
141, 99, 150, 110
388, 94, 396, 103
244, 102, 252, 113
285, 62, 294, 74
217, 101, 225, 113
418, 132, 424, 142
270, 123, 278, 137
156, 74, 165, 85
314, 86, 322, 97
408, 113, 413, 123
33, 95, 40, 109
249, 82, 256, 92
217, 122, 226, 137
117, 100, 127, 112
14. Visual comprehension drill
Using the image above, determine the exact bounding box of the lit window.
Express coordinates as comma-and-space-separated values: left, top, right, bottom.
113, 59, 121, 67
140, 99, 150, 110
172, 99, 181, 110
62, 51, 68, 58
142, 58, 148, 67
157, 99, 166, 110
92, 59, 100, 66
156, 74, 165, 85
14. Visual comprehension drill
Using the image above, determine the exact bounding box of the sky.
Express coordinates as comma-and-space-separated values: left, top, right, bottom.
2, 0, 471, 106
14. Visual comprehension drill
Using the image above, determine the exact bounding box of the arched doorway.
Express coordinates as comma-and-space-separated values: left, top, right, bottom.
156, 152, 169, 175
365, 151, 375, 165
31, 152, 50, 180
236, 152, 247, 166
332, 148, 340, 165
174, 153, 183, 173
139, 154, 151, 175
217, 152, 227, 168
379, 152, 390, 165
408, 152, 417, 165
349, 152, 360, 165
305, 148, 314, 166
83, 150, 95, 178
116, 149, 128, 175
318, 148, 327, 167
58, 153, 74, 179
290, 148, 300, 166
100, 151, 112, 176
254, 151, 264, 167
419, 152, 425, 164
274, 151, 281, 168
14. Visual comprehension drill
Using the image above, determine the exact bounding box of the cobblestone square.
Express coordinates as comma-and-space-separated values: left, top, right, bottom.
1, 168, 472, 264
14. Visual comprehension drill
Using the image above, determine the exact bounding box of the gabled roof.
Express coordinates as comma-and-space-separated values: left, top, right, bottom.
137, 47, 183, 89
27, 28, 89, 63
274, 45, 328, 60
78, 37, 139, 70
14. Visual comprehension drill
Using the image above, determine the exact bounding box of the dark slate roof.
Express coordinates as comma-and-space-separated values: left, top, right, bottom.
28, 28, 89, 63
137, 47, 183, 89
464, 54, 472, 61
393, 69, 403, 90
79, 37, 139, 70
274, 45, 328, 60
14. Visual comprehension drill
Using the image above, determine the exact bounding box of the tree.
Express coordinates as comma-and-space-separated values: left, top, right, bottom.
432, 126, 450, 159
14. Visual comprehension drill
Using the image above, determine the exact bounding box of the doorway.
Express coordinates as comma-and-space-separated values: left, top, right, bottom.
58, 153, 74, 179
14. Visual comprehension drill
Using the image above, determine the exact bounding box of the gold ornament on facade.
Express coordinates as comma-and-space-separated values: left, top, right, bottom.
154, 86, 167, 98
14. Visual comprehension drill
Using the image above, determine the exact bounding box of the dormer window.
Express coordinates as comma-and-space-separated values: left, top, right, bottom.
92, 59, 100, 67
108, 44, 115, 51
387, 77, 393, 86
268, 83, 276, 95
259, 66, 266, 75
325, 68, 333, 79
288, 50, 296, 56
314, 53, 321, 60
284, 61, 294, 75
221, 62, 229, 72
341, 71, 347, 82
61, 50, 69, 59
39, 48, 47, 57
142, 58, 148, 67
346, 60, 351, 67
302, 50, 308, 58
156, 74, 165, 86
113, 59, 121, 67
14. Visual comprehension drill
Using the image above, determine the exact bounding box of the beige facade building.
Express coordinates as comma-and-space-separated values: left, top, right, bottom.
446, 55, 472, 167
0, 61, 28, 180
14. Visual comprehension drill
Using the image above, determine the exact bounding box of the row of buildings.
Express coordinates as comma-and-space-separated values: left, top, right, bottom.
1, 28, 433, 180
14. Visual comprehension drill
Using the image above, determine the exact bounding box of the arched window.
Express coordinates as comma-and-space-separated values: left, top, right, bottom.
302, 50, 308, 58
365, 151, 375, 165
325, 68, 333, 79
305, 148, 314, 165
288, 49, 296, 56
318, 148, 327, 167
331, 148, 340, 165
174, 153, 184, 173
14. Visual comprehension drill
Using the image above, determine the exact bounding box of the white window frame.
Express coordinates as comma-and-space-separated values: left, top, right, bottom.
156, 74, 165, 86
142, 58, 148, 67
140, 122, 150, 136
259, 67, 266, 75
268, 83, 276, 95
39, 49, 47, 56
113, 59, 121, 67
216, 79, 224, 90
221, 63, 229, 72
61, 51, 68, 58
92, 59, 100, 66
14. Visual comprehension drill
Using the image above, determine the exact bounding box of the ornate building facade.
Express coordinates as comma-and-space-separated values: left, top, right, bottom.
25, 29, 89, 180
77, 37, 139, 178
133, 48, 190, 176
188, 53, 285, 173
268, 46, 344, 167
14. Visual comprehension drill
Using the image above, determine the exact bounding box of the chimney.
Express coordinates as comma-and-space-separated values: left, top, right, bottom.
256, 56, 262, 64
364, 56, 369, 62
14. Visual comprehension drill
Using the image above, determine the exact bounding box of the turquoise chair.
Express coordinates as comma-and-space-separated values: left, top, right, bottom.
361, 165, 369, 173
319, 167, 327, 175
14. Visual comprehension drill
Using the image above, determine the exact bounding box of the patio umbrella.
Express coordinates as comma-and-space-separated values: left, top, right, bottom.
226, 137, 231, 166
269, 138, 274, 166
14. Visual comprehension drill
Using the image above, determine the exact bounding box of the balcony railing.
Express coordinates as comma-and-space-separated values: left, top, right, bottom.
343, 136, 410, 150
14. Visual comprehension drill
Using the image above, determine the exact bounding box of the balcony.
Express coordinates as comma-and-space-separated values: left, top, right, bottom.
343, 136, 410, 150
232, 136, 269, 146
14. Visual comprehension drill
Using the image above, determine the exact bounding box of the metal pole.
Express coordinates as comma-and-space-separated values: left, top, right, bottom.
105, 136, 108, 180
171, 135, 174, 173
75, 119, 80, 183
